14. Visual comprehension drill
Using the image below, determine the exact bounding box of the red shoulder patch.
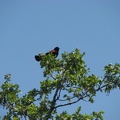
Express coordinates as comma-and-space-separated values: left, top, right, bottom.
51, 50, 56, 53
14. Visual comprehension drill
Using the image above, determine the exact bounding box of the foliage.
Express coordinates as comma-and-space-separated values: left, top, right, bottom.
0, 49, 120, 120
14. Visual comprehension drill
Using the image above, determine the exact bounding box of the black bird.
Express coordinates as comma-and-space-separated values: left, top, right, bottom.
35, 47, 60, 62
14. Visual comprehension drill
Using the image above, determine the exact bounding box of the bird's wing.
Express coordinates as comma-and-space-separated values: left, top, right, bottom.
50, 49, 56, 53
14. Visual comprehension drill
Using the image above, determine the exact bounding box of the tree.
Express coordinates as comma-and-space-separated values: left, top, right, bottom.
0, 49, 120, 120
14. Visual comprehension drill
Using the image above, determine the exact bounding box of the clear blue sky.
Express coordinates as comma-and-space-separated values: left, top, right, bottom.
0, 1, 120, 119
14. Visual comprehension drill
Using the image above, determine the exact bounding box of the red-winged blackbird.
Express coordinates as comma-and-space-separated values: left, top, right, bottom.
35, 47, 60, 62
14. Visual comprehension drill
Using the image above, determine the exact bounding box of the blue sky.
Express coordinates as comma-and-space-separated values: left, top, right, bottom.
0, 0, 120, 119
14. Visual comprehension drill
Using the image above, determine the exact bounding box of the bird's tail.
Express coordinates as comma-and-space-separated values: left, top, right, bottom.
35, 55, 41, 62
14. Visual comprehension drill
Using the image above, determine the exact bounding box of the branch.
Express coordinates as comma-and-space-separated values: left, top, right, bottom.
55, 89, 90, 109
50, 74, 56, 80
55, 80, 112, 109
46, 81, 62, 119
55, 97, 83, 109
58, 95, 75, 102
57, 88, 62, 100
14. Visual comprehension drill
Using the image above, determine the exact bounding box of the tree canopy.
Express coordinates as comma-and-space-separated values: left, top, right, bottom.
0, 49, 120, 120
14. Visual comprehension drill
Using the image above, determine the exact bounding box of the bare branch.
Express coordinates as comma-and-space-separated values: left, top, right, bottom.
46, 79, 62, 119
50, 74, 56, 80
55, 97, 83, 109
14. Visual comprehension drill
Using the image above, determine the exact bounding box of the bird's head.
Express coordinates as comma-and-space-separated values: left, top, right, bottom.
54, 47, 60, 51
